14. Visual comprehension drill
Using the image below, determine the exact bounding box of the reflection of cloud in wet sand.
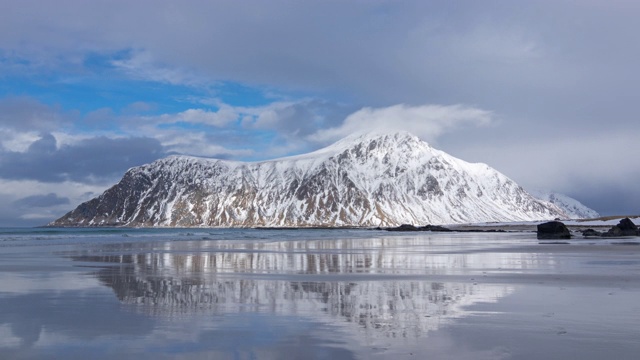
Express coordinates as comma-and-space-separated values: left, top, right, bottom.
72, 237, 533, 338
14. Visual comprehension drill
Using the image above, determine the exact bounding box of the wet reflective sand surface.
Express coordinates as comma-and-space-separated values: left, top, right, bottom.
1, 229, 639, 359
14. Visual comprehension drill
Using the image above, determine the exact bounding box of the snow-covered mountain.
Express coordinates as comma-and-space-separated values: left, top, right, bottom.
528, 190, 599, 219
50, 131, 567, 227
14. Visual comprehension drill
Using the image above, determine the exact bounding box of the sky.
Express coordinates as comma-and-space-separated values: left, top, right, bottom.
1, 0, 639, 226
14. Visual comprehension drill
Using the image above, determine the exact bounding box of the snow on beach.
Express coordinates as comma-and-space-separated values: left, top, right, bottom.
450, 215, 640, 230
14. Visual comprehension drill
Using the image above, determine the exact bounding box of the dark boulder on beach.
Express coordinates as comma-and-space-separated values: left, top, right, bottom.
617, 218, 638, 231
420, 224, 454, 232
386, 224, 454, 232
537, 221, 571, 239
387, 224, 421, 231
582, 229, 603, 237
603, 218, 639, 237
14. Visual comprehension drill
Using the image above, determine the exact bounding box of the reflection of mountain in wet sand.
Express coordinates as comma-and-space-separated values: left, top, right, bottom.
74, 237, 541, 338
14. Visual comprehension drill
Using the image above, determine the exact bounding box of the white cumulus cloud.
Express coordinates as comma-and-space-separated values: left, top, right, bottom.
308, 104, 493, 144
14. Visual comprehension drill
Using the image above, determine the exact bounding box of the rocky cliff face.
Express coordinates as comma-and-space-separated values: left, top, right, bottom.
50, 131, 567, 227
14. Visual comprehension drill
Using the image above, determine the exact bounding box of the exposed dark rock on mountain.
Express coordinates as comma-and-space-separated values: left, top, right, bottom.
50, 132, 567, 227
537, 221, 572, 239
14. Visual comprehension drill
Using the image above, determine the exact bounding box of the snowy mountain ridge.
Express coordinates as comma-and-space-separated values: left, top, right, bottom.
528, 190, 599, 219
50, 131, 569, 227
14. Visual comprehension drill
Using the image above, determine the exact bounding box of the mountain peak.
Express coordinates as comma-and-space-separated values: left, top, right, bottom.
273, 130, 428, 163
330, 130, 424, 148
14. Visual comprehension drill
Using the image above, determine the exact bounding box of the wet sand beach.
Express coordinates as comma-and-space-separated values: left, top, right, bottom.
1, 228, 639, 359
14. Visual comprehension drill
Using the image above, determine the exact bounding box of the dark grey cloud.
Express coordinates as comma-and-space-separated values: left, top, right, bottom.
0, 97, 73, 132
0, 195, 39, 227
13, 193, 70, 208
251, 100, 354, 138
0, 133, 165, 183
240, 99, 357, 156
570, 187, 638, 218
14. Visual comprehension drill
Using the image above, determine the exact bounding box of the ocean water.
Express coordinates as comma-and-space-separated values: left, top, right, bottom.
1, 227, 639, 359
